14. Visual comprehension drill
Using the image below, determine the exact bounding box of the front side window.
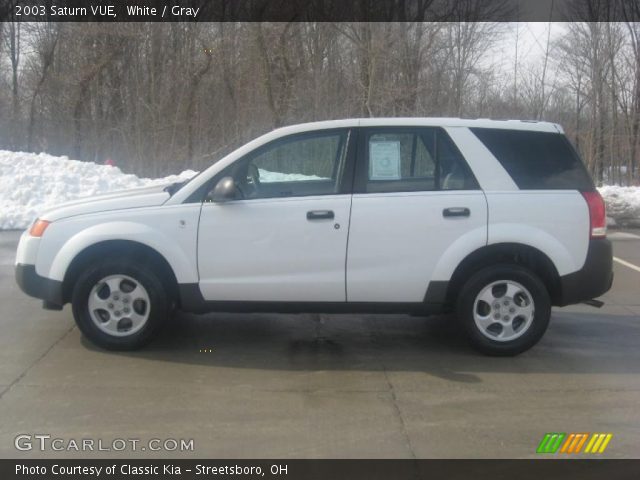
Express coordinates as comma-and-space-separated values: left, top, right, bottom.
361, 128, 478, 193
211, 130, 349, 200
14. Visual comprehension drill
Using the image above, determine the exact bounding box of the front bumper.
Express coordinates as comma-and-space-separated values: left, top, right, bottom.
15, 263, 64, 308
557, 238, 614, 306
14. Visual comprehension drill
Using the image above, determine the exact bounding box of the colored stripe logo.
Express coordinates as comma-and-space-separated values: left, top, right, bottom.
537, 433, 613, 454
584, 433, 613, 454
537, 433, 565, 453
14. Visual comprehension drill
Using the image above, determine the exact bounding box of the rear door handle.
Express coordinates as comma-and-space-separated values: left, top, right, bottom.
443, 207, 470, 218
307, 210, 335, 220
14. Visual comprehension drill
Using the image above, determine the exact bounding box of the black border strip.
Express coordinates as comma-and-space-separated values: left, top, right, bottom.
3, 0, 640, 23
4, 459, 640, 480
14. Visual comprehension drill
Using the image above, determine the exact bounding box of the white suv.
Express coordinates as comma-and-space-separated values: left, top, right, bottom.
15, 118, 613, 355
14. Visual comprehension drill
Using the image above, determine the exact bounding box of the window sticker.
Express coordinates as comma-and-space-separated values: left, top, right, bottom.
369, 140, 401, 180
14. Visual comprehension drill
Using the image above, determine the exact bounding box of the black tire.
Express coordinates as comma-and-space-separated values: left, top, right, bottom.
456, 264, 551, 356
71, 259, 169, 350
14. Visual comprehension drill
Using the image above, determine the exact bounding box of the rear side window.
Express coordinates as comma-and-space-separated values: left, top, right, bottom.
360, 128, 479, 193
470, 128, 594, 190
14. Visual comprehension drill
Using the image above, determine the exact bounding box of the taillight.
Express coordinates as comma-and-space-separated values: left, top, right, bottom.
581, 191, 606, 238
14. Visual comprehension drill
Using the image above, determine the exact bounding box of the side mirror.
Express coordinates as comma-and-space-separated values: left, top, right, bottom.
210, 176, 240, 202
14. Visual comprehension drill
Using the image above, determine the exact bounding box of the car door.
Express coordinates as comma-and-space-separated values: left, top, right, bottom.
197, 129, 355, 302
346, 126, 488, 303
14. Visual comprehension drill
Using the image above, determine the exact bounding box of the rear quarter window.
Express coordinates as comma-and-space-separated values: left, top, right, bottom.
470, 128, 595, 190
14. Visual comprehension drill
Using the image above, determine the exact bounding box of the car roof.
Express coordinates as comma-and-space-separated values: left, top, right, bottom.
270, 117, 562, 136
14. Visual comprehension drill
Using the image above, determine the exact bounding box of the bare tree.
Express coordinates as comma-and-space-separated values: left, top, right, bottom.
25, 23, 60, 151
623, 20, 640, 181
442, 21, 503, 116
0, 18, 637, 187
3, 20, 20, 148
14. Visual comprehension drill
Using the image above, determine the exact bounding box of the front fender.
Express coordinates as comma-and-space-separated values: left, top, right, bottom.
42, 220, 198, 283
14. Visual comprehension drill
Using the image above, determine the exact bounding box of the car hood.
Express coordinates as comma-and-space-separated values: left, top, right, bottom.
39, 184, 171, 222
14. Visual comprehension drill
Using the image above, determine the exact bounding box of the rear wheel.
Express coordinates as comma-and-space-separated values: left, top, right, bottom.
71, 260, 169, 350
456, 264, 551, 356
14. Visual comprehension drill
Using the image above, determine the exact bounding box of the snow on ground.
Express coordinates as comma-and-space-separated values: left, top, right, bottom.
0, 150, 197, 230
599, 185, 640, 228
1, 149, 639, 230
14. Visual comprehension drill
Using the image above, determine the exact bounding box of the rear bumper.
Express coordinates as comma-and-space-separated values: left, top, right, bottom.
557, 238, 613, 306
15, 263, 64, 308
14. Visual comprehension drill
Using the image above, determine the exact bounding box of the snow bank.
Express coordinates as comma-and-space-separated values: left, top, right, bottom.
0, 150, 197, 230
258, 168, 325, 182
598, 185, 640, 228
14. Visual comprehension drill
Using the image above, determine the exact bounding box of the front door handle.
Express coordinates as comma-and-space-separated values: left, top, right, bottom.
307, 210, 335, 220
443, 207, 470, 218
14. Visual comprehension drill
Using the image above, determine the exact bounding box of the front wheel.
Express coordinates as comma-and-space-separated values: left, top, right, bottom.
456, 265, 551, 356
71, 260, 169, 350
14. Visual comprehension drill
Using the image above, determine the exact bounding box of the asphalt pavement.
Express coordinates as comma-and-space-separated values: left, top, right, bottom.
0, 230, 639, 458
